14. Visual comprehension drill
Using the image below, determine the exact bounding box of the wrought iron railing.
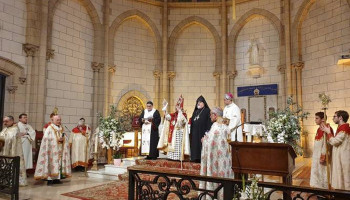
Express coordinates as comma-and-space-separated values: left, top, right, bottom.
0, 156, 20, 200
128, 165, 350, 200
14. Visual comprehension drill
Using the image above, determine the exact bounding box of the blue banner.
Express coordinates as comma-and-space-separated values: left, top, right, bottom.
237, 84, 278, 97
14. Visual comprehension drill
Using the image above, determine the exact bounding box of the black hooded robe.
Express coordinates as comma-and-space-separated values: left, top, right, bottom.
190, 96, 212, 162
139, 110, 161, 158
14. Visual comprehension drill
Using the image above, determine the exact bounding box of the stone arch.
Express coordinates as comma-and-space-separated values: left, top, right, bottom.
116, 90, 148, 112
291, 0, 317, 63
168, 16, 222, 72
228, 8, 285, 74
109, 9, 162, 70
47, 0, 103, 62
0, 56, 25, 86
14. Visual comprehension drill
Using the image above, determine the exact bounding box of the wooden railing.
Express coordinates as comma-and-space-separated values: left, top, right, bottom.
128, 165, 350, 200
0, 156, 20, 200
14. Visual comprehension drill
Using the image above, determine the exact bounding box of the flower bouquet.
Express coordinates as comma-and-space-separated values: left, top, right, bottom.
265, 97, 309, 155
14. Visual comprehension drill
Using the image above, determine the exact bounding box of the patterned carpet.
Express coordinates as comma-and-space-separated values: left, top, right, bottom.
62, 158, 313, 200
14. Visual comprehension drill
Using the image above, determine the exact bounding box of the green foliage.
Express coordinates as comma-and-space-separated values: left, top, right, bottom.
266, 96, 309, 155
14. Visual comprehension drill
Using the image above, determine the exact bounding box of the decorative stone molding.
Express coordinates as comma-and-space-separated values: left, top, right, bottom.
19, 77, 26, 85
227, 71, 237, 78
167, 71, 176, 79
153, 70, 162, 78
46, 49, 55, 61
292, 62, 304, 70
108, 65, 116, 73
91, 62, 104, 72
213, 72, 221, 78
7, 85, 18, 94
23, 43, 39, 57
278, 64, 286, 73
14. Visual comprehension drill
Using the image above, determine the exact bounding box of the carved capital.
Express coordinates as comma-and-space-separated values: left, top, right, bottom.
213, 72, 221, 78
167, 71, 176, 79
23, 43, 39, 57
91, 62, 104, 72
227, 70, 237, 78
19, 77, 26, 85
278, 64, 286, 73
46, 49, 55, 61
108, 65, 116, 73
153, 70, 162, 78
7, 85, 18, 94
291, 62, 304, 70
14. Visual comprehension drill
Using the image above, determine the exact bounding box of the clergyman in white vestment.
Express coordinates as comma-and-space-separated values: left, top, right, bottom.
18, 113, 36, 169
223, 92, 243, 142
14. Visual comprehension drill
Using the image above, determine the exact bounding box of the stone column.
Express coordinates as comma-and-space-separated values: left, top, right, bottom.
103, 0, 110, 115
162, 0, 169, 112
292, 61, 306, 156
220, 0, 228, 108
153, 70, 162, 109
213, 72, 221, 106
293, 62, 304, 107
278, 65, 286, 108
23, 43, 39, 114
6, 86, 18, 114
91, 62, 104, 128
283, 0, 293, 101
227, 71, 237, 95
167, 71, 176, 110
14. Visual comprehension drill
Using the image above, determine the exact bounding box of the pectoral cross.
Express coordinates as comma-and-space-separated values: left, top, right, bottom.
194, 115, 200, 121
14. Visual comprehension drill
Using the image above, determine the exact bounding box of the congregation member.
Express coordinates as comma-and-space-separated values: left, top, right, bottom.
190, 95, 212, 163
223, 93, 243, 142
18, 113, 36, 170
0, 116, 27, 186
158, 95, 190, 161
321, 110, 350, 190
139, 101, 161, 160
310, 112, 333, 189
35, 115, 71, 185
69, 118, 91, 171
200, 107, 232, 199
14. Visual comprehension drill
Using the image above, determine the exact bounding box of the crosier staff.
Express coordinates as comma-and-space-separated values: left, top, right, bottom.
322, 107, 331, 190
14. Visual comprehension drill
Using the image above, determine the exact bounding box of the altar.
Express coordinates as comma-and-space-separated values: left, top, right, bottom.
243, 123, 266, 142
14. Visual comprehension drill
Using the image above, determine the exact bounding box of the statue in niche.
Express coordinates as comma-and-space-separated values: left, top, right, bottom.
247, 38, 260, 65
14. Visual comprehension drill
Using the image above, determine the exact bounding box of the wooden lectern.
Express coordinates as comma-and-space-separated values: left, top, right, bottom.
230, 142, 297, 185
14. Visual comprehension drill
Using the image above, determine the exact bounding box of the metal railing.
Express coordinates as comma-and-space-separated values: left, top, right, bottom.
128, 165, 350, 200
0, 156, 20, 200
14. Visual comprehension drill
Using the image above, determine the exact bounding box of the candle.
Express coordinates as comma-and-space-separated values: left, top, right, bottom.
112, 132, 116, 144
94, 133, 98, 153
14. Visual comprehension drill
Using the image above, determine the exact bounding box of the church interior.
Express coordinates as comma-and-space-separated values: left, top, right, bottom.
0, 0, 350, 199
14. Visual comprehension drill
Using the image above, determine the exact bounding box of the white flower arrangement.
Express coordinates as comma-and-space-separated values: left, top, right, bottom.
265, 97, 309, 155
98, 105, 124, 150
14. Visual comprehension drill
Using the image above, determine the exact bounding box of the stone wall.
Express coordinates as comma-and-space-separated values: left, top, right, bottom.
111, 17, 156, 105
46, 0, 95, 128
172, 24, 216, 113
301, 0, 350, 153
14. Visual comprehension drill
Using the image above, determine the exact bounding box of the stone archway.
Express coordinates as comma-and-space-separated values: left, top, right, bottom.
0, 56, 25, 115
228, 8, 285, 75
47, 0, 103, 62
109, 9, 162, 71
291, 0, 317, 63
168, 16, 222, 72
